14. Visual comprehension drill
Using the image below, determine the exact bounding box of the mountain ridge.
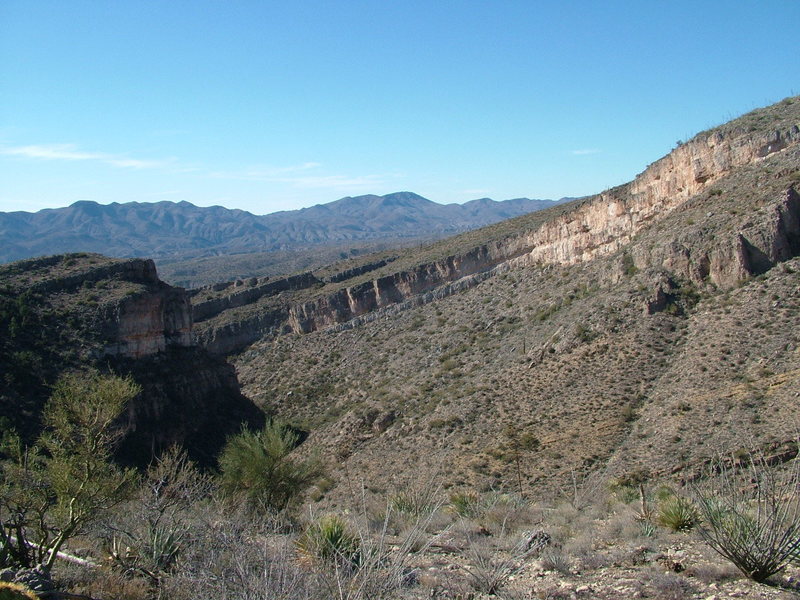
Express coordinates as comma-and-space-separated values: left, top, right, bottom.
0, 192, 568, 265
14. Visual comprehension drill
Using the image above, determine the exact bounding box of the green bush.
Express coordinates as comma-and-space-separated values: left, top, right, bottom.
657, 496, 698, 532
218, 421, 321, 513
295, 515, 361, 570
0, 372, 138, 570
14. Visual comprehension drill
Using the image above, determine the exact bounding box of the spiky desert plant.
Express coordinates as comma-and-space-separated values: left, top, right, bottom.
448, 491, 481, 518
657, 495, 698, 532
219, 421, 322, 513
295, 515, 361, 571
693, 452, 800, 582
0, 582, 39, 600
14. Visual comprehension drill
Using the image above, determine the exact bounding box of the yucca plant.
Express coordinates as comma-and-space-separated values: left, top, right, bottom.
657, 495, 698, 532
448, 491, 481, 518
296, 515, 362, 571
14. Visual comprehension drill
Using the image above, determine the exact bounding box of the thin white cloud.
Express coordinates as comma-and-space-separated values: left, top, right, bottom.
2, 144, 395, 193
571, 148, 600, 155
1, 143, 171, 169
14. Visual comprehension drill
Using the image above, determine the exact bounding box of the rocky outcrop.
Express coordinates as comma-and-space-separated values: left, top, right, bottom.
194, 102, 800, 350
191, 272, 318, 322
287, 244, 522, 333
283, 122, 800, 335
634, 185, 800, 288
326, 258, 394, 283
508, 125, 800, 272
95, 260, 194, 359
0, 253, 264, 467
11, 256, 195, 359
99, 285, 193, 359
194, 307, 289, 356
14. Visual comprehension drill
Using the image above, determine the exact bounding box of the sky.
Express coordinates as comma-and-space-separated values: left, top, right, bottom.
1, 1, 799, 215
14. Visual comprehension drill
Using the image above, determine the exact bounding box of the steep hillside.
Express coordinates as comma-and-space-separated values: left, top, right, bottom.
216, 96, 800, 504
0, 253, 264, 466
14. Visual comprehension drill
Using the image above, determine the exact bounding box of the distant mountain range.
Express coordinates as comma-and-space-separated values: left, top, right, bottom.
0, 192, 568, 264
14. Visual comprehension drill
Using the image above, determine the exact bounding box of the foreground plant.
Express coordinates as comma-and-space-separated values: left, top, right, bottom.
693, 451, 800, 582
107, 446, 211, 582
0, 372, 138, 571
296, 515, 362, 571
218, 421, 322, 513
0, 582, 39, 600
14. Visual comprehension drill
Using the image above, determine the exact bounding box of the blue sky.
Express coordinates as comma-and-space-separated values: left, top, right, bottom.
1, 1, 798, 214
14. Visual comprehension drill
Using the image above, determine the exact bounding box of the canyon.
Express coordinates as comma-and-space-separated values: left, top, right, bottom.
2, 95, 799, 497
194, 99, 800, 355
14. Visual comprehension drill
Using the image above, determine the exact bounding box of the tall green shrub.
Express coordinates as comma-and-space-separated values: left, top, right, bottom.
218, 421, 321, 512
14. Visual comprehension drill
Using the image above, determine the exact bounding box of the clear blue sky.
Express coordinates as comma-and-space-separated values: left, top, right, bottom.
1, 1, 798, 214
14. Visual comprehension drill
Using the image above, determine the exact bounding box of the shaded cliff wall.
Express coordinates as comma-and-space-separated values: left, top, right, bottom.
0, 254, 263, 467
112, 347, 265, 468
194, 308, 288, 356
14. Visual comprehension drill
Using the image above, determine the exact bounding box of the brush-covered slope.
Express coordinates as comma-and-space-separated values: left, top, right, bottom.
223, 96, 800, 505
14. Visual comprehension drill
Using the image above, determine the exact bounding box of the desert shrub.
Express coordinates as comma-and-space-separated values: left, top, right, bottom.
448, 491, 481, 518
106, 446, 211, 582
162, 506, 319, 600
609, 470, 649, 504
693, 453, 800, 582
657, 495, 698, 532
296, 515, 362, 571
388, 480, 440, 518
461, 527, 549, 595
218, 421, 321, 513
639, 568, 697, 600
541, 547, 571, 574
0, 372, 138, 570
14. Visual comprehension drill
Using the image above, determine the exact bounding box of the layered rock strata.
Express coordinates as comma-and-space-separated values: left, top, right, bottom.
197, 104, 800, 351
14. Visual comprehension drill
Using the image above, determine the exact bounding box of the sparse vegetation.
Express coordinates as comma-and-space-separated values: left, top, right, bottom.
2, 97, 800, 598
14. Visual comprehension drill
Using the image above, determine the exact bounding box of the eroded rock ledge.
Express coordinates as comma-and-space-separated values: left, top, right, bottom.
195, 104, 800, 353
282, 125, 800, 335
